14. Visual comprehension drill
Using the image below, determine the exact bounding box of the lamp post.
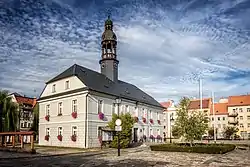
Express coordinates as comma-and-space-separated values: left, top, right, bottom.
169, 114, 174, 143
115, 98, 122, 156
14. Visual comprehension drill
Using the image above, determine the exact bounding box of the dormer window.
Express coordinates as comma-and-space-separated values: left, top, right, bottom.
65, 80, 70, 90
52, 84, 56, 93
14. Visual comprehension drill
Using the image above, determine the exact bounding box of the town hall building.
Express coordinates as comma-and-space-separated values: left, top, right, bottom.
37, 16, 164, 148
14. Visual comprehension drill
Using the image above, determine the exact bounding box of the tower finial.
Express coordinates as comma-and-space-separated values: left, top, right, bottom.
107, 9, 111, 19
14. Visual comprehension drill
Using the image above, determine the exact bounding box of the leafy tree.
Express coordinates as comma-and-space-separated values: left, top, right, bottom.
108, 112, 135, 148
208, 127, 218, 138
0, 90, 19, 132
172, 97, 209, 146
223, 126, 238, 139
31, 104, 39, 133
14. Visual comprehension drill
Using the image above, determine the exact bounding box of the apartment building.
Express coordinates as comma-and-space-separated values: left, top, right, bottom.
228, 95, 250, 139
188, 98, 212, 118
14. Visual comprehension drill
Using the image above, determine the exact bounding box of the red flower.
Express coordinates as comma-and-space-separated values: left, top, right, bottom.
142, 117, 146, 123
44, 135, 49, 141
157, 120, 161, 124
134, 116, 138, 122
98, 112, 104, 120
71, 135, 77, 142
45, 115, 50, 121
57, 135, 62, 141
72, 112, 77, 119
150, 119, 154, 124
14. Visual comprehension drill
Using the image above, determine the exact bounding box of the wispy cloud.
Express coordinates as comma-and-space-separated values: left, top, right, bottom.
0, 0, 250, 102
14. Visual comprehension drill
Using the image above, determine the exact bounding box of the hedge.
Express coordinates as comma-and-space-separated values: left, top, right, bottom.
150, 143, 236, 154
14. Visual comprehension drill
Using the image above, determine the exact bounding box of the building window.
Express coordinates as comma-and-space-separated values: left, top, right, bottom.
58, 127, 63, 136
240, 124, 244, 128
150, 129, 152, 135
157, 112, 159, 120
218, 124, 221, 128
65, 80, 70, 89
28, 123, 31, 128
247, 108, 250, 112
46, 128, 50, 136
98, 100, 103, 113
248, 123, 250, 128
233, 109, 236, 112
112, 104, 116, 115
52, 84, 56, 93
72, 100, 77, 113
72, 126, 77, 136
21, 123, 24, 128
218, 117, 220, 121
240, 116, 243, 120
58, 102, 62, 115
164, 126, 166, 129
212, 117, 214, 121
247, 116, 250, 120
150, 110, 152, 119
157, 129, 160, 135
239, 108, 243, 112
223, 124, 226, 128
45, 104, 50, 116
223, 117, 225, 121
135, 107, 138, 117
125, 105, 129, 113
24, 122, 27, 128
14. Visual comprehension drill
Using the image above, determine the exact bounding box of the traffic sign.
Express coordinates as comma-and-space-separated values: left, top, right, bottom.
115, 125, 122, 131
115, 119, 122, 126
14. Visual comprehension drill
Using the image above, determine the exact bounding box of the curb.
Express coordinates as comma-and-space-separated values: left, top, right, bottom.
0, 150, 106, 160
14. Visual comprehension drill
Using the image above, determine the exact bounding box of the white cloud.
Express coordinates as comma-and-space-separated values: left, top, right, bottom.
0, 0, 250, 103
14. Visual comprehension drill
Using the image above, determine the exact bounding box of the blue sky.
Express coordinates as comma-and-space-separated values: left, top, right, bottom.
0, 0, 250, 102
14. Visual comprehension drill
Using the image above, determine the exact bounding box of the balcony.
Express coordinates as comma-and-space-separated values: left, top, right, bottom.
228, 119, 239, 125
228, 112, 238, 117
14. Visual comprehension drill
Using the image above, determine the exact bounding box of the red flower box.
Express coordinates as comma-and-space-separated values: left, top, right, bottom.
134, 116, 138, 122
71, 135, 77, 142
57, 135, 62, 141
44, 135, 49, 141
157, 120, 161, 124
156, 135, 162, 140
150, 135, 155, 139
45, 115, 50, 121
142, 117, 146, 123
72, 112, 77, 119
98, 112, 104, 120
150, 119, 154, 124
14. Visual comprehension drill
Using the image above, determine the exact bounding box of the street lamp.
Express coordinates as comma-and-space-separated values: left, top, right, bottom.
169, 114, 174, 143
115, 98, 122, 156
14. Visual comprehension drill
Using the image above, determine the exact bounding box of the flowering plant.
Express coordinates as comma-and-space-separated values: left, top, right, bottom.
45, 115, 50, 121
72, 112, 77, 119
71, 134, 77, 142
142, 117, 146, 123
57, 135, 63, 141
134, 116, 138, 122
98, 112, 104, 120
157, 120, 161, 124
150, 135, 155, 139
156, 135, 162, 140
150, 119, 154, 124
44, 135, 49, 141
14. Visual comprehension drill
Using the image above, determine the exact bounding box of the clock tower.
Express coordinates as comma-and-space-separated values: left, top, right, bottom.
99, 15, 119, 82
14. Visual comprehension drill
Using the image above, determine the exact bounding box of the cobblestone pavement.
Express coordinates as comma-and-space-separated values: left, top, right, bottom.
0, 146, 249, 167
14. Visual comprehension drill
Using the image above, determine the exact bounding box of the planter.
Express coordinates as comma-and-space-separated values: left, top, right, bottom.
72, 112, 77, 119
71, 135, 77, 142
150, 119, 154, 124
98, 112, 104, 120
45, 115, 50, 121
44, 135, 49, 141
157, 120, 161, 124
142, 117, 146, 123
57, 135, 63, 141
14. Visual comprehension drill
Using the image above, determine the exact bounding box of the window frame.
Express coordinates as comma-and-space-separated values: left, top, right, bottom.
58, 102, 63, 115
52, 84, 56, 93
65, 80, 70, 90
72, 99, 77, 113
72, 126, 77, 136
98, 100, 103, 114
46, 128, 50, 136
58, 127, 63, 136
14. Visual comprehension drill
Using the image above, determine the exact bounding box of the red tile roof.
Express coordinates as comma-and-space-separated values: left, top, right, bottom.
228, 95, 250, 107
160, 101, 171, 109
188, 98, 211, 110
15, 96, 37, 108
211, 103, 228, 115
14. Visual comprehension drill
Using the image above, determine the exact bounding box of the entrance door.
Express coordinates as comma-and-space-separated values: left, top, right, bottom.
134, 128, 138, 142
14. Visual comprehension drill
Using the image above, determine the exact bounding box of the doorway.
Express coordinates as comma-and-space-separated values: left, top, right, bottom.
133, 128, 138, 142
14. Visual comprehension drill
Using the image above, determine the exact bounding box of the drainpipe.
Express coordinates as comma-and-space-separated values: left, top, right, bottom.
84, 93, 89, 148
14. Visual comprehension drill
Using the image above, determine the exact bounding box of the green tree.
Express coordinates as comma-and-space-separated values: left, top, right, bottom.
108, 112, 135, 148
0, 90, 19, 132
172, 97, 209, 146
31, 104, 39, 133
223, 126, 238, 139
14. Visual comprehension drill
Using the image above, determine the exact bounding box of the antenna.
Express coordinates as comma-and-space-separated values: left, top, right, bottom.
106, 8, 111, 19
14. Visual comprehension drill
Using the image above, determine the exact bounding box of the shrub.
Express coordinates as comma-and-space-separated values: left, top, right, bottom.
150, 143, 236, 154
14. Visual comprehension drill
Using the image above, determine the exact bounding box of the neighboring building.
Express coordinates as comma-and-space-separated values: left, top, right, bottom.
161, 100, 177, 138
210, 100, 228, 139
37, 16, 164, 148
227, 95, 250, 139
9, 92, 37, 142
188, 98, 212, 118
